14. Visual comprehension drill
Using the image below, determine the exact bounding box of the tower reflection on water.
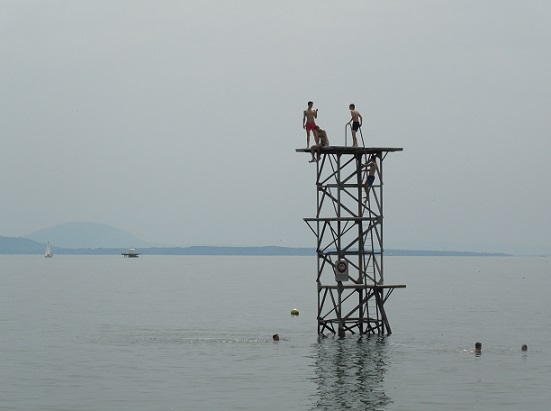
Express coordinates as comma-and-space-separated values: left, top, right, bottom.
310, 336, 391, 411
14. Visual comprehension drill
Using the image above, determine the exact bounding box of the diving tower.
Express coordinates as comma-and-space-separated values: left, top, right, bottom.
296, 145, 405, 337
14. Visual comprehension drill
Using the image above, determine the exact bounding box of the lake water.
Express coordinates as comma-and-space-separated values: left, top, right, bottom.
1, 255, 549, 410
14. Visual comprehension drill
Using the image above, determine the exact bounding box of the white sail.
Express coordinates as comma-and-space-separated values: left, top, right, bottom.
44, 242, 53, 258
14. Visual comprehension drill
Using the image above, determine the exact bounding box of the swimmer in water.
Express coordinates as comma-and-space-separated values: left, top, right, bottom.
474, 342, 482, 354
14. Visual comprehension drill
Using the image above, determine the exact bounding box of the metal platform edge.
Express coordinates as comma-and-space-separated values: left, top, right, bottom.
296, 146, 403, 155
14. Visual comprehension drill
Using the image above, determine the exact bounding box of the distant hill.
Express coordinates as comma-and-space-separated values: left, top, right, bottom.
0, 236, 46, 254
24, 222, 160, 249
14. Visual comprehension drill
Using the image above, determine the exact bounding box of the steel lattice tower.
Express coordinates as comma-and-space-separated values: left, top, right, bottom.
297, 146, 405, 337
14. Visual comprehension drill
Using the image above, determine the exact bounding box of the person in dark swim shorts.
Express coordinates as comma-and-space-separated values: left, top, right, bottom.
363, 155, 377, 202
346, 103, 363, 147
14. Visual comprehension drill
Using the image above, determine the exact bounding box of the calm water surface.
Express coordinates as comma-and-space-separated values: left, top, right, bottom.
0, 255, 549, 410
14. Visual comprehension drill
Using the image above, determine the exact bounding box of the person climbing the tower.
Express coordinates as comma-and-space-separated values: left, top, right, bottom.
346, 103, 363, 147
363, 155, 378, 201
309, 125, 329, 163
303, 101, 318, 148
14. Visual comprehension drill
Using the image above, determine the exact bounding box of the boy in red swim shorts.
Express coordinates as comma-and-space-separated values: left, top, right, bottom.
303, 101, 318, 148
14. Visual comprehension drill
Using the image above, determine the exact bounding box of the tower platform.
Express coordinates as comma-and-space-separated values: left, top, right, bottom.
296, 146, 403, 155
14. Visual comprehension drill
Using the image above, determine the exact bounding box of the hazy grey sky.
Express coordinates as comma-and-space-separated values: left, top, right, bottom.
2, 1, 550, 254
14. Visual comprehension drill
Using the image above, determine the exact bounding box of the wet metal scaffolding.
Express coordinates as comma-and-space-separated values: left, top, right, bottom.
296, 146, 405, 337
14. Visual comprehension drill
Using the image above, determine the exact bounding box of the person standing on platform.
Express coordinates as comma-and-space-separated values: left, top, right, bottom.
309, 126, 329, 163
303, 101, 318, 148
346, 103, 363, 147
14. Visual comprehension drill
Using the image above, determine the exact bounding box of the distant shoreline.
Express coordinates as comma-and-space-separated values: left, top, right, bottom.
0, 237, 513, 257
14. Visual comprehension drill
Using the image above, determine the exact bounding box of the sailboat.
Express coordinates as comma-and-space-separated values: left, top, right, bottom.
44, 241, 53, 258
